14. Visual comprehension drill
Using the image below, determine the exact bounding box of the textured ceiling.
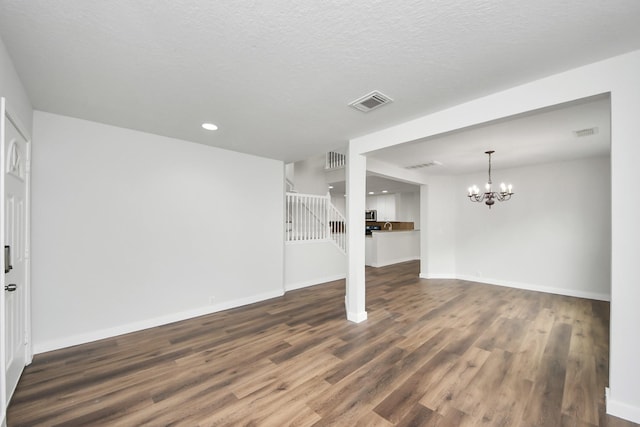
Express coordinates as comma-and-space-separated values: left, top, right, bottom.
0, 1, 639, 163
368, 94, 611, 175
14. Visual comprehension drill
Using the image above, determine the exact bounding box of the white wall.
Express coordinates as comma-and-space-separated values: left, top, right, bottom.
285, 162, 295, 183
0, 37, 32, 131
330, 192, 346, 216
420, 177, 457, 278
455, 156, 610, 300
31, 112, 284, 353
292, 154, 329, 195
284, 242, 346, 290
394, 192, 420, 228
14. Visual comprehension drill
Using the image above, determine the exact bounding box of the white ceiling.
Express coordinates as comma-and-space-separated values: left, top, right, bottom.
0, 1, 638, 164
331, 95, 610, 195
367, 94, 611, 175
330, 175, 420, 197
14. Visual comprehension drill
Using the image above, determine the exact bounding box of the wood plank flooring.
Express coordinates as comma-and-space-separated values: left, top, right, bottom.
7, 261, 638, 426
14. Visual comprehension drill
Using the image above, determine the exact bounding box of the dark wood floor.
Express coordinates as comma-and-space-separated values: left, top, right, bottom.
8, 261, 638, 426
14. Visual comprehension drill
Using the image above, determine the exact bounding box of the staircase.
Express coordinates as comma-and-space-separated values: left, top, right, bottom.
286, 192, 346, 254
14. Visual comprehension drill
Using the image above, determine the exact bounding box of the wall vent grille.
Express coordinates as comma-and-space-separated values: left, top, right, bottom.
405, 161, 443, 169
574, 127, 599, 137
348, 91, 393, 112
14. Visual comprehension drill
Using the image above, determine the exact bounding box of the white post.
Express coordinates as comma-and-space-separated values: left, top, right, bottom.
609, 79, 640, 423
345, 144, 367, 323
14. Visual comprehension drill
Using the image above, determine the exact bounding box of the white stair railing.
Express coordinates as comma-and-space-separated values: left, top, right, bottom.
286, 192, 346, 253
286, 193, 327, 242
285, 178, 296, 192
325, 151, 346, 170
328, 203, 346, 253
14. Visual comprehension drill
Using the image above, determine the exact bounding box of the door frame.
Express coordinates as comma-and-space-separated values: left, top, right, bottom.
0, 97, 32, 421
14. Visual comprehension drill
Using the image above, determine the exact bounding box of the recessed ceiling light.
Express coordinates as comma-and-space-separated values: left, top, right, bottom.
368, 191, 374, 195
202, 123, 218, 131
381, 190, 388, 193
328, 185, 334, 189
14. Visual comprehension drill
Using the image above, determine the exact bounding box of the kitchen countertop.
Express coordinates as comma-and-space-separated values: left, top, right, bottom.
366, 229, 419, 237
369, 229, 419, 235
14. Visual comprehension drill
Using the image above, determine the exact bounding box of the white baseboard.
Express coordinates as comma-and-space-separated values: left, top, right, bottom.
368, 256, 419, 268
419, 273, 455, 279
456, 274, 610, 301
416, 273, 610, 301
33, 289, 284, 355
284, 274, 346, 292
347, 311, 368, 323
607, 389, 640, 424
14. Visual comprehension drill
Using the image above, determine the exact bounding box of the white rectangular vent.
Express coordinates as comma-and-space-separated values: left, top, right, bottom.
348, 90, 393, 112
574, 127, 599, 137
405, 161, 443, 169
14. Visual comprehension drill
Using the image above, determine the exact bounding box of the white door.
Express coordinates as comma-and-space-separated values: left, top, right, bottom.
1, 98, 29, 404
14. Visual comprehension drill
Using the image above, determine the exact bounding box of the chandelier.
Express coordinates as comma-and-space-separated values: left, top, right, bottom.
467, 150, 513, 208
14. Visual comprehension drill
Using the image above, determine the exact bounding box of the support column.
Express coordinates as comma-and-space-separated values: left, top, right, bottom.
345, 145, 367, 322
608, 80, 640, 423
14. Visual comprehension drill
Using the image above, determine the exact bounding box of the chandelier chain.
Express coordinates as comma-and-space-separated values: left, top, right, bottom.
487, 151, 492, 184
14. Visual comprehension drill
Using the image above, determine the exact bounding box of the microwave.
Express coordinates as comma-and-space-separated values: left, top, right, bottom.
365, 210, 377, 221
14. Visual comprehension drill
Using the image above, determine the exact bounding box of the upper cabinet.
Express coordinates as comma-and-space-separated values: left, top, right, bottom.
367, 192, 420, 226
366, 194, 396, 221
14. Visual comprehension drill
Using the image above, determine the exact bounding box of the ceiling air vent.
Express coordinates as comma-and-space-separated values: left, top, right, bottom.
574, 127, 599, 137
405, 161, 443, 170
348, 90, 393, 112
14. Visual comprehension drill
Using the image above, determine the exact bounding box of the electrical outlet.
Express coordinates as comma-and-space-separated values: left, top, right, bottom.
209, 296, 216, 304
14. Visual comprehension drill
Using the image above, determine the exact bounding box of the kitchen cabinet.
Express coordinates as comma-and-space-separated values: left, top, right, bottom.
366, 194, 396, 221
365, 230, 420, 267
366, 191, 420, 226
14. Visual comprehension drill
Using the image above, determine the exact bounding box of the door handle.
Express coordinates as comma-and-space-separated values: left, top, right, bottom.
5, 284, 17, 292
4, 245, 12, 273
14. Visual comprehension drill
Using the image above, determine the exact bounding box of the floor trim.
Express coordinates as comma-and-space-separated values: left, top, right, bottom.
417, 273, 610, 301
346, 310, 368, 323
285, 274, 346, 291
33, 289, 284, 354
607, 389, 640, 424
